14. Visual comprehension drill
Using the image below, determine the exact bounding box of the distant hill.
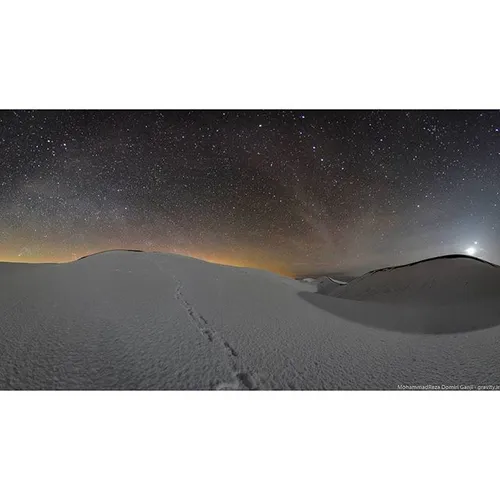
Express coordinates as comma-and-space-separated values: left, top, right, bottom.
324, 254, 500, 305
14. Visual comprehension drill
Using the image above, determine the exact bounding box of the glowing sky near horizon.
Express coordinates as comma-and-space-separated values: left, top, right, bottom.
1, 110, 500, 276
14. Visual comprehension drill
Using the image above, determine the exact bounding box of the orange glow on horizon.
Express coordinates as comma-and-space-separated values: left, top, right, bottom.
183, 252, 293, 277
0, 246, 293, 277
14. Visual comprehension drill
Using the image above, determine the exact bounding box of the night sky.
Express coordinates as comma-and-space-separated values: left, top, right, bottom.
1, 110, 499, 276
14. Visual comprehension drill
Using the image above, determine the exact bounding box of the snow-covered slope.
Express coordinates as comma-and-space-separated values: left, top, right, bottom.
2, 251, 500, 389
312, 254, 500, 335
326, 255, 500, 304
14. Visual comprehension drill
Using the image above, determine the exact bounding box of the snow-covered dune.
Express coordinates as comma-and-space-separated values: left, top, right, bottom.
2, 251, 500, 389
309, 254, 500, 335
326, 255, 500, 304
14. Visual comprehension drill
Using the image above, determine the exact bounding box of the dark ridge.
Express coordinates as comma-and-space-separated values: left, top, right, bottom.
77, 249, 144, 260
362, 254, 498, 278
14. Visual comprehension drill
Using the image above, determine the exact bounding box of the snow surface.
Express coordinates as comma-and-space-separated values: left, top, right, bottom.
2, 251, 500, 389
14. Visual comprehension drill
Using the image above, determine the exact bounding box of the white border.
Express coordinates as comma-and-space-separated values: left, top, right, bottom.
2, 392, 499, 499
1, 0, 500, 109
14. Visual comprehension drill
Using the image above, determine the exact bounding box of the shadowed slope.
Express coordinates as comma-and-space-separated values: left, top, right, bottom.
300, 255, 500, 334
327, 254, 500, 305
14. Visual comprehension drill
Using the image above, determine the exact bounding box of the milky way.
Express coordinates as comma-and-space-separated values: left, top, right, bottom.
1, 110, 499, 276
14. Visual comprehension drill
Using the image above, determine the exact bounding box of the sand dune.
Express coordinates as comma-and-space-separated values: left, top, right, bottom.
303, 255, 500, 334
326, 255, 500, 304
1, 251, 500, 389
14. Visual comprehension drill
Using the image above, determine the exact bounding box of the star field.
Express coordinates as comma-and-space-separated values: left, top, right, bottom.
1, 110, 499, 276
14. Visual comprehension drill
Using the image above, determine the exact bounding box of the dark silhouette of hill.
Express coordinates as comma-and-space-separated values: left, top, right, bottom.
77, 249, 144, 260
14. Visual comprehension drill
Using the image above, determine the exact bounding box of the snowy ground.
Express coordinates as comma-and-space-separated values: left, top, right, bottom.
1, 250, 500, 389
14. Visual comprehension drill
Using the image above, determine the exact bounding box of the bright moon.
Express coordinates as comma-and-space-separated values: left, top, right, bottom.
465, 246, 477, 256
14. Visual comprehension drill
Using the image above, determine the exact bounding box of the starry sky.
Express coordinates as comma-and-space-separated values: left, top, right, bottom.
1, 110, 499, 276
